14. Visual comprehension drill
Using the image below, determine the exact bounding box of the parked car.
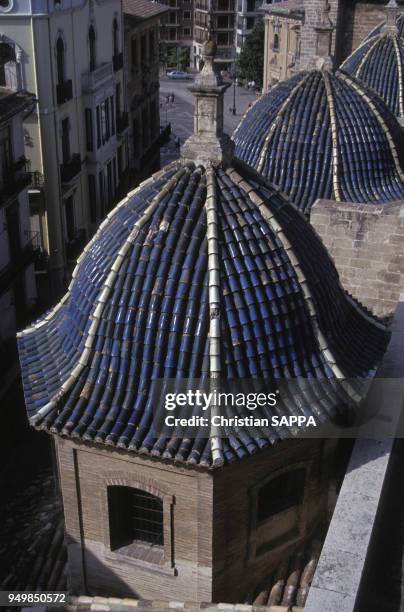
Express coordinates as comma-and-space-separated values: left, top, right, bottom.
168, 70, 192, 80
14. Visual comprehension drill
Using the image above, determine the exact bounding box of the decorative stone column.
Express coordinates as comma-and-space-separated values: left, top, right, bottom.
182, 38, 234, 167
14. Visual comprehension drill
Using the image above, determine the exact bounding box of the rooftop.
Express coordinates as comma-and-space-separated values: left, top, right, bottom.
17, 157, 389, 468
340, 13, 404, 117
233, 70, 404, 213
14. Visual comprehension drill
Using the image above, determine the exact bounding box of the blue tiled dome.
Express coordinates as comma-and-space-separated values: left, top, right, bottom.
233, 70, 404, 214
17, 161, 389, 468
341, 21, 404, 117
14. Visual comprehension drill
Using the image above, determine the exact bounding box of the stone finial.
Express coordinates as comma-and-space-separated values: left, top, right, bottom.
311, 0, 334, 70
383, 0, 398, 33
182, 37, 234, 167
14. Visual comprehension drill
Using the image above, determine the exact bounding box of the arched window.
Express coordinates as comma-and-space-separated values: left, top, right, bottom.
108, 486, 164, 551
273, 33, 280, 52
56, 37, 65, 85
113, 18, 119, 56
89, 25, 96, 72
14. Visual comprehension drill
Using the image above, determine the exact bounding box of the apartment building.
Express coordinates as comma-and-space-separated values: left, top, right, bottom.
193, 0, 236, 70
160, 0, 193, 67
0, 89, 37, 390
0, 0, 129, 294
235, 0, 263, 54
124, 0, 168, 184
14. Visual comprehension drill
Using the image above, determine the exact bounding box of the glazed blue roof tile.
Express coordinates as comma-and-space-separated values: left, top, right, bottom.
233, 70, 404, 214
18, 160, 389, 468
341, 21, 404, 117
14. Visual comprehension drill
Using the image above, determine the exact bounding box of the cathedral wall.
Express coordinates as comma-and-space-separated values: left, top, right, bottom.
337, 3, 404, 64
311, 199, 404, 318
55, 436, 333, 605
211, 439, 331, 603
55, 438, 215, 602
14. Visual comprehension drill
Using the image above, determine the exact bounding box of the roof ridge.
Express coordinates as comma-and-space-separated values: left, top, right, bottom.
206, 166, 224, 467
322, 70, 342, 201
392, 34, 404, 116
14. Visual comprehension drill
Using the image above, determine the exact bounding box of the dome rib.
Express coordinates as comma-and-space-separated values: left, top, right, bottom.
233, 70, 404, 213
322, 70, 342, 201
206, 166, 224, 466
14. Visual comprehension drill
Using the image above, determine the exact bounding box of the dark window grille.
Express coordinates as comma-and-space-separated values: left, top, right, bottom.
257, 469, 305, 522
132, 490, 164, 545
108, 486, 164, 550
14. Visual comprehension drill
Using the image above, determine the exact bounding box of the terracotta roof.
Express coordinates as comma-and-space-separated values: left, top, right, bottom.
123, 0, 168, 19
233, 70, 404, 213
17, 159, 389, 468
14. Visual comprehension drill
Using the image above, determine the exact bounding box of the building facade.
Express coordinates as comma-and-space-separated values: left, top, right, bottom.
261, 0, 402, 91
262, 2, 303, 90
123, 0, 167, 185
0, 89, 37, 389
0, 0, 129, 295
159, 0, 194, 68
235, 0, 263, 55
193, 0, 236, 70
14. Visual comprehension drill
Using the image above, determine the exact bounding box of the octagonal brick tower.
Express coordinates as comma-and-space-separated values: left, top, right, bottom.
17, 37, 389, 605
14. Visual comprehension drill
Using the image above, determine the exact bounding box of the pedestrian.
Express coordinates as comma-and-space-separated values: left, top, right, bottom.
165, 94, 170, 105
171, 92, 175, 104
175, 135, 181, 152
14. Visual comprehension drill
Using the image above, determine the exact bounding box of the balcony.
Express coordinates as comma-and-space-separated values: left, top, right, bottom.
0, 157, 31, 206
66, 228, 86, 262
56, 79, 73, 105
116, 112, 129, 135
113, 52, 123, 72
0, 233, 40, 297
82, 62, 114, 93
60, 154, 82, 185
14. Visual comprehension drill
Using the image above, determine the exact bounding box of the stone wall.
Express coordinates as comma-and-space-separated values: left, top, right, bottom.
336, 3, 404, 65
311, 199, 404, 318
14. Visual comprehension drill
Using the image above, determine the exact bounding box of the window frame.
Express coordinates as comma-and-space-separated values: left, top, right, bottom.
101, 476, 176, 572
247, 463, 309, 562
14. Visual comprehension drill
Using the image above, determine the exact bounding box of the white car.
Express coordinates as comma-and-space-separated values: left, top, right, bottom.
168, 70, 192, 80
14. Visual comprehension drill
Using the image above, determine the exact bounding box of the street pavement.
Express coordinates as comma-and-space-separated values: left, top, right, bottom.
159, 75, 258, 167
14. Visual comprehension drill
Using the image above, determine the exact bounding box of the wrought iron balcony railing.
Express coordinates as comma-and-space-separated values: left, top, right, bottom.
0, 157, 31, 205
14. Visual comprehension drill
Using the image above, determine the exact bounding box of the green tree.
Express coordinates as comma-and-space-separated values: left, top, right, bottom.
160, 46, 190, 70
237, 19, 265, 88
